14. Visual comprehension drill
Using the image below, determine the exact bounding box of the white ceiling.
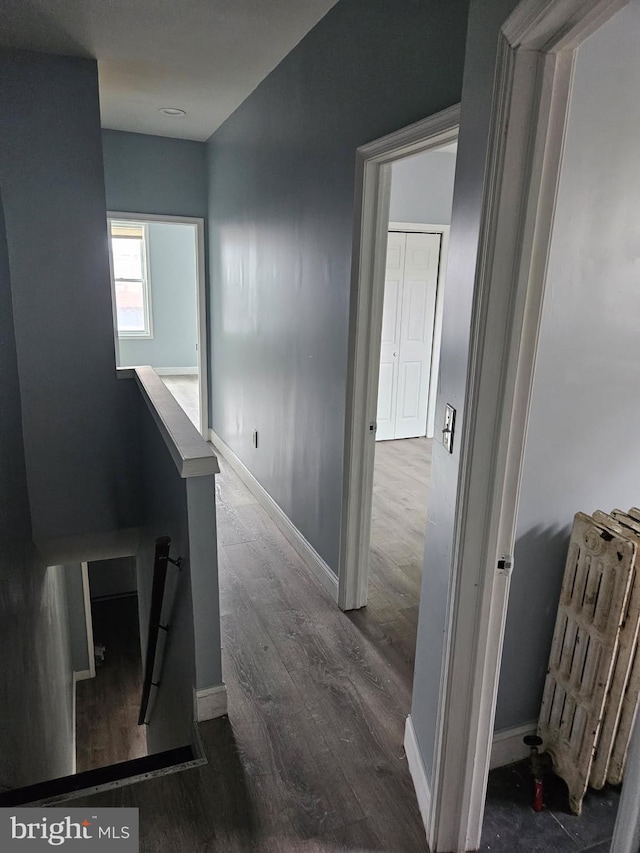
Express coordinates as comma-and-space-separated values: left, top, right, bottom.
0, 0, 338, 141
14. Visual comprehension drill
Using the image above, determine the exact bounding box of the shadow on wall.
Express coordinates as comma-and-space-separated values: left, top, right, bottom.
1, 547, 75, 789
496, 524, 572, 731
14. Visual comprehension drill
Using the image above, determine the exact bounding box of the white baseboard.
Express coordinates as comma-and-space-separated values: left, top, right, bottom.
404, 715, 434, 848
73, 669, 94, 682
490, 721, 537, 769
195, 684, 228, 722
209, 429, 339, 602
404, 715, 535, 848
155, 367, 198, 376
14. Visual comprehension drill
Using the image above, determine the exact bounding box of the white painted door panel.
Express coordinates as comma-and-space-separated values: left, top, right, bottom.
395, 232, 440, 438
376, 232, 405, 441
376, 231, 440, 441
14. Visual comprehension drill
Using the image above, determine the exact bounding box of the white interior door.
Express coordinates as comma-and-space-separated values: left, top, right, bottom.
376, 232, 405, 441
376, 231, 440, 441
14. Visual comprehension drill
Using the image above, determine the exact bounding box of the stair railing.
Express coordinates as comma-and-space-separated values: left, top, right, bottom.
138, 536, 182, 726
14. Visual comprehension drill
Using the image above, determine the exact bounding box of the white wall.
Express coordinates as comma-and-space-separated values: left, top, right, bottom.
389, 149, 457, 225
496, 2, 640, 730
118, 222, 198, 371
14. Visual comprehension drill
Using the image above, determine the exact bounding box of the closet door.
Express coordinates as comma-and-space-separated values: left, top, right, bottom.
376, 231, 441, 440
394, 232, 441, 439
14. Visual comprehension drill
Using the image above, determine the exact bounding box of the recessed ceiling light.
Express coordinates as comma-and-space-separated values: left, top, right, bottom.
159, 107, 186, 117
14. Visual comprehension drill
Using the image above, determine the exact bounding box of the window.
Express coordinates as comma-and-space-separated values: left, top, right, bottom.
110, 221, 152, 337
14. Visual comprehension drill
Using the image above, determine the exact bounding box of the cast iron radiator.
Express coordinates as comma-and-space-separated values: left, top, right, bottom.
538, 510, 640, 814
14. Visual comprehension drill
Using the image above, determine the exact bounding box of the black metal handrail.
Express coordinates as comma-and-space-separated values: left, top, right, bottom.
138, 536, 175, 726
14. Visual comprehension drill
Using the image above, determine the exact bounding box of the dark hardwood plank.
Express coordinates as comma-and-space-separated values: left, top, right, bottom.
75, 596, 147, 772
72, 444, 431, 850
67, 407, 618, 852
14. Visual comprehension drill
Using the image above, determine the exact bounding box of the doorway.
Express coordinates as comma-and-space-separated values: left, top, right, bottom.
431, 0, 640, 850
340, 112, 458, 615
75, 557, 147, 772
107, 212, 208, 437
376, 226, 444, 442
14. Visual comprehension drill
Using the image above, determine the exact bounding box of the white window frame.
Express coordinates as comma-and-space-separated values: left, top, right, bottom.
109, 219, 154, 339
109, 212, 210, 440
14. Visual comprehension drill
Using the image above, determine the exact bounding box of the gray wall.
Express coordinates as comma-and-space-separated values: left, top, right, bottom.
102, 130, 207, 219
0, 190, 30, 551
0, 186, 75, 789
207, 0, 469, 573
496, 3, 640, 730
389, 150, 457, 225
89, 557, 137, 600
410, 0, 520, 781
2, 559, 75, 787
137, 399, 194, 753
186, 475, 220, 692
118, 222, 198, 370
0, 50, 139, 542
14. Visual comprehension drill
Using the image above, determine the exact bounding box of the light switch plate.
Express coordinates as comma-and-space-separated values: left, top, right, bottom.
443, 404, 456, 453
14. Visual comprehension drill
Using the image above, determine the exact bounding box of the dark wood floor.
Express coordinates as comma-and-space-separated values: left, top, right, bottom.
73, 439, 433, 851
363, 438, 431, 669
70, 441, 620, 851
75, 596, 147, 772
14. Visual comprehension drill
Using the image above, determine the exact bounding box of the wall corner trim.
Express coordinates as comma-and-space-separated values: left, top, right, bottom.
154, 367, 199, 376
73, 670, 94, 683
209, 429, 339, 603
404, 715, 433, 847
405, 714, 536, 847
195, 684, 228, 722
489, 721, 537, 770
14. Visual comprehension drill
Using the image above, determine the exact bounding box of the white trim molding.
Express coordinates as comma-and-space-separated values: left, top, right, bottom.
339, 105, 460, 613
135, 366, 219, 478
80, 561, 96, 680
490, 722, 537, 770
195, 684, 228, 722
210, 429, 339, 602
405, 714, 536, 846
154, 367, 199, 376
73, 670, 94, 682
404, 716, 434, 849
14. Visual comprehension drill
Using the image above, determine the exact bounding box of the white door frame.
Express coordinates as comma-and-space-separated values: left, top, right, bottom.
339, 106, 459, 613
107, 211, 209, 439
425, 1, 629, 851
388, 221, 450, 439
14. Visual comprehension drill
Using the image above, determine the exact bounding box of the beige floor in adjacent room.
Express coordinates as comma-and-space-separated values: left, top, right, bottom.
369, 437, 432, 617
161, 374, 199, 430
